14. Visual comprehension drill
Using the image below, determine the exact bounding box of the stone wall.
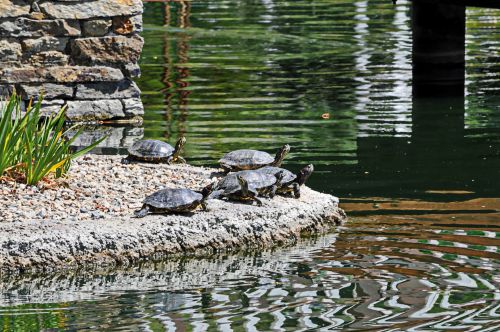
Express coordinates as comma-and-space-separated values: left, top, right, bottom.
0, 0, 144, 122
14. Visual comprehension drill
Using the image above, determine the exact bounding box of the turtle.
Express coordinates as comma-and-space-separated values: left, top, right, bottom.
219, 144, 290, 173
122, 137, 186, 164
213, 169, 285, 198
211, 174, 262, 206
134, 183, 214, 218
256, 164, 314, 198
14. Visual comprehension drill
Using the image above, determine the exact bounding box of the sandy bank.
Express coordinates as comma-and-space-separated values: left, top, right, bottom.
0, 155, 346, 272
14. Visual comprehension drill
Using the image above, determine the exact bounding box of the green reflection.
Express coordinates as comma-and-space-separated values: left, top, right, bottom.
136, 0, 500, 199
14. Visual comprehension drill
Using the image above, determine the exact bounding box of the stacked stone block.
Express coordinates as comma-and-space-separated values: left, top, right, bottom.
0, 0, 144, 122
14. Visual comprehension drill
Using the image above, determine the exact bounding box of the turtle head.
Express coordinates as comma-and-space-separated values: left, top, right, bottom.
272, 144, 290, 167
236, 174, 249, 194
201, 182, 215, 199
296, 164, 314, 186
173, 136, 186, 159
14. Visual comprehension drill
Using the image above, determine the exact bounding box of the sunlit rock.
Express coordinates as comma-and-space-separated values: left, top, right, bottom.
0, 0, 30, 19
39, 0, 143, 20
71, 35, 144, 65
0, 66, 124, 83
66, 99, 125, 121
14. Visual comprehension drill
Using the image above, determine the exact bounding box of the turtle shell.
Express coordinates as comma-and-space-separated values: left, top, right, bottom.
144, 188, 202, 212
257, 166, 296, 185
128, 139, 175, 161
216, 170, 276, 193
219, 149, 274, 170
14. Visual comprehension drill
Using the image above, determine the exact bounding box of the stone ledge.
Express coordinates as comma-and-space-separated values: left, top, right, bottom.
0, 18, 81, 37
71, 35, 144, 65
66, 99, 125, 120
17, 83, 74, 100
75, 80, 140, 99
39, 0, 143, 20
0, 155, 346, 273
0, 66, 124, 83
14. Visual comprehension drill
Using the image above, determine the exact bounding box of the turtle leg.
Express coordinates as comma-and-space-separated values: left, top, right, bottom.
121, 155, 132, 164
176, 156, 187, 164
166, 156, 173, 164
269, 185, 277, 198
134, 205, 150, 218
201, 202, 209, 211
292, 183, 300, 198
253, 196, 263, 206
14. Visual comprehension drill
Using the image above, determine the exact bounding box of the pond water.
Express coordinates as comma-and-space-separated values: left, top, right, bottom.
1, 0, 499, 330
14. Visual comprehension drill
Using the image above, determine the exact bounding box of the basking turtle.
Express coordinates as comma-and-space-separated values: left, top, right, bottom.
211, 174, 262, 206
122, 137, 186, 164
214, 169, 285, 198
257, 164, 314, 198
219, 144, 290, 172
134, 183, 214, 218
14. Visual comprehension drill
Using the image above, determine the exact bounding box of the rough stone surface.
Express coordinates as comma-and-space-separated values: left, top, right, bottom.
0, 155, 346, 272
0, 0, 30, 19
0, 0, 144, 122
66, 99, 124, 120
37, 99, 66, 116
11, 99, 65, 117
40, 0, 143, 20
0, 18, 81, 37
113, 14, 142, 35
68, 125, 143, 151
28, 12, 46, 21
24, 50, 69, 66
71, 35, 143, 65
0, 38, 21, 61
75, 80, 140, 99
21, 36, 69, 54
17, 83, 74, 100
122, 62, 141, 78
82, 18, 111, 36
0, 66, 124, 83
122, 97, 144, 116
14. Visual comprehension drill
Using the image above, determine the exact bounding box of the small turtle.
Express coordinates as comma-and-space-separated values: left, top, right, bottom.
211, 174, 262, 206
219, 144, 290, 172
257, 164, 314, 198
214, 169, 285, 198
134, 183, 214, 218
122, 137, 186, 164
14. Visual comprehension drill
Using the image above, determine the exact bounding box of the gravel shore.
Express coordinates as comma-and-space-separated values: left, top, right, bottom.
0, 154, 346, 272
0, 155, 214, 222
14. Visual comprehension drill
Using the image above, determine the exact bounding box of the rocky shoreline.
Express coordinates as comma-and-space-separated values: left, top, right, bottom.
0, 155, 346, 272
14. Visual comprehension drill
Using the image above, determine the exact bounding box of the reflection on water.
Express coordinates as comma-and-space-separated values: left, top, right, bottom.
136, 0, 499, 198
2, 0, 499, 330
1, 199, 499, 330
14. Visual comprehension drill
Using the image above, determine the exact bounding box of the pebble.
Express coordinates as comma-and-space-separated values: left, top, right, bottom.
0, 155, 214, 222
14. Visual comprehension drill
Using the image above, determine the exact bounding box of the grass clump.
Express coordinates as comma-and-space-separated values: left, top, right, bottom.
0, 93, 106, 186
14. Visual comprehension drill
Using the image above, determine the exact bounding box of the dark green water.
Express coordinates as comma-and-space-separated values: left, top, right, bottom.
1, 0, 499, 330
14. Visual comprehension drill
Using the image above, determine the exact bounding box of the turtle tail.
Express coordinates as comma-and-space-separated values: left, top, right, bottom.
134, 205, 150, 218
